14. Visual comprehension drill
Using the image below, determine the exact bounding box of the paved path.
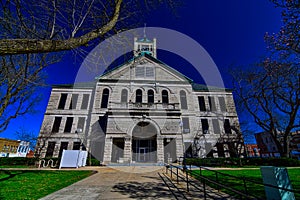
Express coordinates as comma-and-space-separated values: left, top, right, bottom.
39, 166, 237, 200
40, 166, 176, 200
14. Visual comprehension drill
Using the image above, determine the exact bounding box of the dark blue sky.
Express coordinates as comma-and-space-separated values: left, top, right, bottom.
2, 1, 282, 143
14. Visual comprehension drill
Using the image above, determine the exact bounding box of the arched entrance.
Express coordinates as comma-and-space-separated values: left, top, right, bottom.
132, 121, 157, 162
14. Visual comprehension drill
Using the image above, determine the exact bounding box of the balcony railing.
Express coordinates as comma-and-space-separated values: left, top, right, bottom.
109, 101, 180, 110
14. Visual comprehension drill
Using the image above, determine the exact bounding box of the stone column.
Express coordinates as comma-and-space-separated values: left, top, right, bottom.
157, 137, 164, 164
176, 136, 184, 159
103, 136, 113, 164
123, 137, 132, 163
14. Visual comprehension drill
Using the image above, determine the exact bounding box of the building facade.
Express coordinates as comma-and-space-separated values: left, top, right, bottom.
0, 138, 30, 157
255, 131, 300, 158
37, 37, 244, 164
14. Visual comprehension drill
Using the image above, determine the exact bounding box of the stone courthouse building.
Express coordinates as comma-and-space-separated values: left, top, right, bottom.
37, 36, 244, 164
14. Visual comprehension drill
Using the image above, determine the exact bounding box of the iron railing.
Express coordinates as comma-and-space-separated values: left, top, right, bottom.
165, 164, 300, 200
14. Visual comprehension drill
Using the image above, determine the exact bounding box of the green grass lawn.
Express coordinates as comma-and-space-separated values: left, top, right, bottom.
0, 170, 94, 200
190, 168, 300, 199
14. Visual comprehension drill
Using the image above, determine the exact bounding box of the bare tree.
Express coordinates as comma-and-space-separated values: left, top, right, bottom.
34, 121, 55, 158
0, 0, 181, 55
0, 0, 181, 133
15, 126, 38, 150
233, 0, 299, 158
0, 53, 54, 132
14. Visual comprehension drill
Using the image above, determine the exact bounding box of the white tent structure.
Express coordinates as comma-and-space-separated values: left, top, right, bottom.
59, 150, 87, 169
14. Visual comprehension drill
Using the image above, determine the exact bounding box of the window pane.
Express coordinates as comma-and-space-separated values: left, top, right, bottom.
180, 90, 188, 109
136, 89, 142, 103
58, 93, 67, 109
101, 89, 109, 108
162, 90, 169, 104
208, 96, 216, 111
52, 117, 62, 133
224, 119, 232, 134
64, 117, 73, 133
212, 119, 220, 134
182, 117, 190, 133
45, 142, 56, 157
73, 142, 81, 150
121, 89, 128, 103
81, 94, 90, 109
135, 66, 144, 78
145, 67, 154, 78
69, 94, 79, 109
218, 97, 226, 112
58, 142, 68, 157
201, 119, 209, 134
148, 90, 154, 104
198, 96, 206, 111
77, 117, 85, 132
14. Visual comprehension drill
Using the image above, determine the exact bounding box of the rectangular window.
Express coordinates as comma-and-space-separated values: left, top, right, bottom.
52, 117, 62, 133
182, 117, 190, 133
208, 96, 216, 111
69, 94, 79, 109
198, 96, 206, 111
81, 94, 90, 110
135, 66, 144, 78
45, 142, 56, 157
73, 142, 81, 150
217, 143, 225, 157
64, 117, 73, 133
58, 142, 68, 157
218, 97, 226, 112
77, 117, 85, 132
212, 119, 221, 134
224, 119, 232, 134
145, 67, 154, 77
99, 115, 108, 133
135, 65, 154, 78
58, 93, 67, 109
201, 119, 209, 134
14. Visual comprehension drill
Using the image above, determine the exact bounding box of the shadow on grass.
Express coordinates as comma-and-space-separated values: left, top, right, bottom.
0, 170, 25, 182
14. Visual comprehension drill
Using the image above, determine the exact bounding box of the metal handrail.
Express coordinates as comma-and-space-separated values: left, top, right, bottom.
195, 165, 300, 194
166, 164, 259, 199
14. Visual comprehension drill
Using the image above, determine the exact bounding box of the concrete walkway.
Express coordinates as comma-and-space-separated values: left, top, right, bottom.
39, 166, 237, 200
40, 166, 176, 200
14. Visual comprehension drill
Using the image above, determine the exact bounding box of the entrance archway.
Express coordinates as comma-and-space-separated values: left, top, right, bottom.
132, 121, 157, 162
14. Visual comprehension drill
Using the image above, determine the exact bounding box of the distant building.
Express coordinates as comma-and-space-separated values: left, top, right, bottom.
0, 138, 30, 157
255, 132, 280, 157
36, 36, 244, 164
255, 131, 300, 158
245, 144, 260, 157
290, 131, 300, 159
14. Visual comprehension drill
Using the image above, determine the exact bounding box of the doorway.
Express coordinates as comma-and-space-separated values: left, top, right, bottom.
132, 121, 157, 163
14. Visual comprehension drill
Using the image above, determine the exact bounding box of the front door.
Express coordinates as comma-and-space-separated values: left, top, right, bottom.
139, 147, 147, 162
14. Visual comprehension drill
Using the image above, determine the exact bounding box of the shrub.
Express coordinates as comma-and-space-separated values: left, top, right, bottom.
185, 157, 300, 167
0, 157, 38, 166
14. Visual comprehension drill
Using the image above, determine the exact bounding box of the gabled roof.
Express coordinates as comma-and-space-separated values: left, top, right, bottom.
96, 53, 193, 83
192, 83, 232, 92
52, 82, 95, 89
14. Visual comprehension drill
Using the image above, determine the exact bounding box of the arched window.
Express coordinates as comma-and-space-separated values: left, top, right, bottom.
121, 89, 128, 103
148, 90, 154, 104
136, 89, 142, 103
101, 88, 109, 108
180, 90, 188, 109
162, 90, 169, 104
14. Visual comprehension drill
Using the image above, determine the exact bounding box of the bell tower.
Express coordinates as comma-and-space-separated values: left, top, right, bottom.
134, 26, 157, 58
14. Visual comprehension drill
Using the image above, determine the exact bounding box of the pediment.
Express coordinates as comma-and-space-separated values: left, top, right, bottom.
98, 55, 190, 83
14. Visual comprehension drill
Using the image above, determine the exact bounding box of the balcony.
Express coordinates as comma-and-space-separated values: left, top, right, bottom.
108, 101, 180, 110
